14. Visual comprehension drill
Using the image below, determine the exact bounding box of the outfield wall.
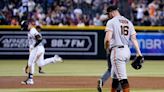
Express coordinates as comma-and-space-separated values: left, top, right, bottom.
0, 26, 163, 60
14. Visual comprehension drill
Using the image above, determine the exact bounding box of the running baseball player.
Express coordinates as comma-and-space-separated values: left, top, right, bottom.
21, 20, 63, 85
24, 26, 47, 74
104, 5, 143, 92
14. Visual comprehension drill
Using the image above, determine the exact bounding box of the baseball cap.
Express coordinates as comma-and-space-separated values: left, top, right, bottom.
105, 5, 118, 14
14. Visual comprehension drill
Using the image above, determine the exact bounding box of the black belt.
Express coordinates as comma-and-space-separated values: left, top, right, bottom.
118, 46, 124, 48
111, 46, 124, 49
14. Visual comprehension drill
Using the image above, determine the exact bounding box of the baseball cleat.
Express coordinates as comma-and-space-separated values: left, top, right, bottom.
38, 67, 45, 74
39, 70, 45, 74
53, 55, 63, 63
21, 79, 34, 85
97, 79, 103, 92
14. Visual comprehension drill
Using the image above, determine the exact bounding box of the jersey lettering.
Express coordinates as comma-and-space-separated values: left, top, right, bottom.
121, 25, 129, 36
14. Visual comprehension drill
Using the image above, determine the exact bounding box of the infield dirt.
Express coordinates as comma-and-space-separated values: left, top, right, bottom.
0, 76, 164, 89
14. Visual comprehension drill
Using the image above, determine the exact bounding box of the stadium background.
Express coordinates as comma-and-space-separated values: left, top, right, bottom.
0, 0, 164, 92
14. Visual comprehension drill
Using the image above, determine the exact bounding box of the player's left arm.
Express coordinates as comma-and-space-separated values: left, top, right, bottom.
130, 22, 142, 56
34, 34, 42, 47
131, 34, 142, 56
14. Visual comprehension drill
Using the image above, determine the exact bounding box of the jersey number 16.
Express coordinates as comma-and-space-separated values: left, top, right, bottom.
121, 25, 129, 36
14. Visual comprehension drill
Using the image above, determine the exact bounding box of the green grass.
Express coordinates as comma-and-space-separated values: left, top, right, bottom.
0, 60, 164, 77
0, 60, 106, 76
127, 60, 164, 77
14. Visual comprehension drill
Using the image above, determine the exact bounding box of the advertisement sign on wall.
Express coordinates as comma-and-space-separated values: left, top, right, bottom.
0, 30, 163, 59
130, 33, 164, 56
0, 31, 98, 56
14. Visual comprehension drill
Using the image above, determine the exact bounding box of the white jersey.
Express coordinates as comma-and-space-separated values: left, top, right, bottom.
28, 27, 43, 49
27, 27, 62, 76
105, 16, 136, 48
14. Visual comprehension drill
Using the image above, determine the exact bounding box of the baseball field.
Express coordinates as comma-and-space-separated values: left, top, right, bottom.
0, 59, 164, 92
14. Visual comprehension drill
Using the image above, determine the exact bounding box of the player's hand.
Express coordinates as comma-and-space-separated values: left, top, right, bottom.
106, 48, 111, 54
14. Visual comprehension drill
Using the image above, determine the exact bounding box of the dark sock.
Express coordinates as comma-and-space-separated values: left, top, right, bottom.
28, 73, 33, 79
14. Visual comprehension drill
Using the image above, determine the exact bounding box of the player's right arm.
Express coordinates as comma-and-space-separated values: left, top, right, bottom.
104, 20, 113, 54
104, 31, 112, 50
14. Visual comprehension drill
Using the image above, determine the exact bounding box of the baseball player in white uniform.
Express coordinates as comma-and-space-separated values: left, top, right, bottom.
21, 20, 63, 85
24, 26, 50, 74
104, 5, 142, 92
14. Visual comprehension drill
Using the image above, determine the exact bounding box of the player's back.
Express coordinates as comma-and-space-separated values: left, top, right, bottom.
106, 16, 136, 48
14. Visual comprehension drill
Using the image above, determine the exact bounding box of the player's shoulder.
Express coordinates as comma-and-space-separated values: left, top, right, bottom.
30, 27, 37, 31
106, 18, 115, 25
107, 17, 116, 22
122, 16, 133, 25
106, 16, 122, 24
30, 27, 38, 34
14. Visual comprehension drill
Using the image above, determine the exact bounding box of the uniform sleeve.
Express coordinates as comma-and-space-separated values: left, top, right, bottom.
30, 28, 39, 36
105, 20, 113, 32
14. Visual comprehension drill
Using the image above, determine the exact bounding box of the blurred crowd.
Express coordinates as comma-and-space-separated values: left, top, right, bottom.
0, 0, 163, 26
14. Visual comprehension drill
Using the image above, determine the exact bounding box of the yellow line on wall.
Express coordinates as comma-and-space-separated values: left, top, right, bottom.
0, 25, 163, 31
